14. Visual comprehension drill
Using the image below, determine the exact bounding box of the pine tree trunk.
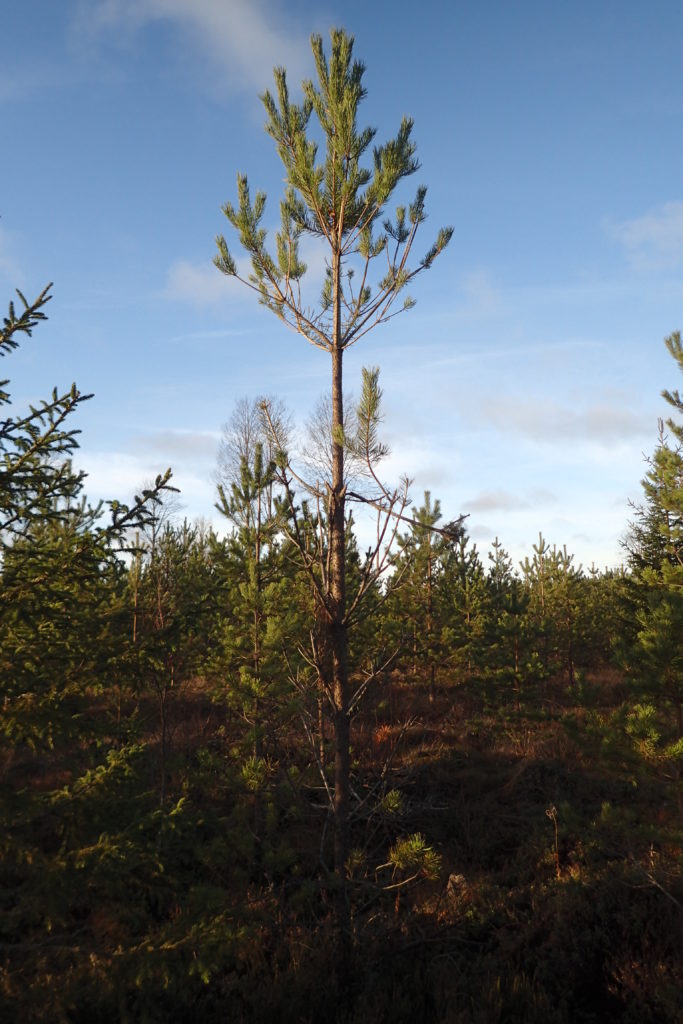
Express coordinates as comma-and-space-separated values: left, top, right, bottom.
428, 540, 435, 705
329, 342, 349, 876
317, 694, 326, 767
328, 269, 351, 994
253, 492, 262, 759
158, 683, 168, 808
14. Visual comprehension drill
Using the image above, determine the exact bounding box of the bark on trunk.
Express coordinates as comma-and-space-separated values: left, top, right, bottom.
327, 262, 352, 992
428, 540, 435, 705
329, 341, 349, 878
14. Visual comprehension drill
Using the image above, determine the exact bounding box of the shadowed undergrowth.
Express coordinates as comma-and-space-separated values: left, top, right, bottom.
1, 670, 681, 1023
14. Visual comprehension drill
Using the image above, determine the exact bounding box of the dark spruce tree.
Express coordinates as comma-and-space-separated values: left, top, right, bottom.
0, 284, 174, 751
0, 283, 179, 1019
0, 285, 88, 537
625, 333, 683, 742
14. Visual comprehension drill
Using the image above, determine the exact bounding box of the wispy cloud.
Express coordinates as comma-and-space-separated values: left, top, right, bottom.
608, 201, 683, 271
78, 451, 172, 501
466, 487, 520, 512
76, 448, 217, 522
75, 0, 314, 94
164, 258, 244, 304
0, 64, 60, 104
469, 523, 495, 543
163, 327, 250, 343
478, 396, 649, 445
295, 234, 329, 300
529, 487, 559, 505
464, 487, 558, 513
455, 269, 502, 319
165, 228, 329, 309
132, 428, 220, 461
0, 226, 24, 285
465, 489, 527, 513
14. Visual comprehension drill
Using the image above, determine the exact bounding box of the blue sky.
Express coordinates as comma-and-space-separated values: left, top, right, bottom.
4, 0, 683, 569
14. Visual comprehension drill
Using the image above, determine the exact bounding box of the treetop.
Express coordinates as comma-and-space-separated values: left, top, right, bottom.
214, 27, 452, 352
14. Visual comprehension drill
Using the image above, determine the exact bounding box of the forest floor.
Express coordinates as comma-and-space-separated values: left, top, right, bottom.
328, 670, 683, 1023
3, 668, 682, 1023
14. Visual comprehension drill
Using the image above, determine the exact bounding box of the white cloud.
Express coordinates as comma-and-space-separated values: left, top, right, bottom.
464, 487, 558, 513
296, 233, 329, 299
132, 428, 220, 460
165, 229, 329, 309
76, 447, 217, 524
0, 226, 24, 286
164, 328, 247, 343
528, 487, 559, 506
78, 450, 170, 501
164, 258, 245, 304
609, 201, 683, 271
465, 489, 527, 513
75, 0, 313, 94
455, 269, 502, 318
0, 65, 56, 104
478, 396, 649, 445
469, 523, 495, 542
380, 434, 460, 494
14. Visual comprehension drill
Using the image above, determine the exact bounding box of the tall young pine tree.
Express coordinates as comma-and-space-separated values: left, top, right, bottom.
214, 29, 452, 903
